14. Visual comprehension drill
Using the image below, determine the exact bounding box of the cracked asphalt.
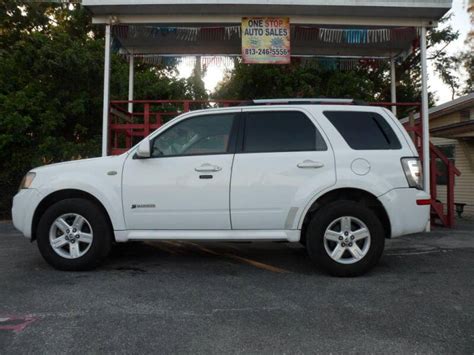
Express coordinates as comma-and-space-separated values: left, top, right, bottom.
0, 220, 473, 354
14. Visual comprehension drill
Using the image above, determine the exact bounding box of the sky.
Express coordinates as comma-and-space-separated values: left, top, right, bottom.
178, 0, 472, 105
429, 0, 471, 103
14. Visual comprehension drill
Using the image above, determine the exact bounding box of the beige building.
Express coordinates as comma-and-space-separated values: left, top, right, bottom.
428, 93, 474, 218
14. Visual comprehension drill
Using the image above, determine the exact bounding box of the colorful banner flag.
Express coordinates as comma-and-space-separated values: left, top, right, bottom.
242, 17, 290, 64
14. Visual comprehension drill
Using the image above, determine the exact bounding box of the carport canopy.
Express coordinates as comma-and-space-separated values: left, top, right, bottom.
84, 0, 451, 58
82, 0, 453, 199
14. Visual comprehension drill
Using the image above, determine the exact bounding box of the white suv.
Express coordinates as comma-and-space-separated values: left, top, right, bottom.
12, 99, 430, 276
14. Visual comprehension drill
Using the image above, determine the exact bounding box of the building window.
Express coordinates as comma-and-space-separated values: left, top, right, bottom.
436, 144, 455, 186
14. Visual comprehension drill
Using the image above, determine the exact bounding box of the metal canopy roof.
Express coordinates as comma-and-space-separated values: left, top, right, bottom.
83, 0, 452, 58
84, 1, 452, 22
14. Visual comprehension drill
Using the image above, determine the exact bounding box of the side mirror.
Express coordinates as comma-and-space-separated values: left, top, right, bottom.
135, 138, 151, 159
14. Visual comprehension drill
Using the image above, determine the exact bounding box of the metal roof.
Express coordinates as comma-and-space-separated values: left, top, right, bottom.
83, 1, 452, 22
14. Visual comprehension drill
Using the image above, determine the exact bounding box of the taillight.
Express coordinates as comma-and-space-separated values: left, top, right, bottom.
416, 199, 431, 205
401, 157, 423, 190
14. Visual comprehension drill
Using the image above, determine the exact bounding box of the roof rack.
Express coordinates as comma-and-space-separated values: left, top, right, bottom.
240, 98, 367, 106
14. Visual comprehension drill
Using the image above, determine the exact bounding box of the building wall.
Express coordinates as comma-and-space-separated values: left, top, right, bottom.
430, 112, 460, 129
431, 136, 474, 217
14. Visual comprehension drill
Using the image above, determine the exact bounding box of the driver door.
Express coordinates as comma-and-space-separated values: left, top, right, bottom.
122, 111, 240, 230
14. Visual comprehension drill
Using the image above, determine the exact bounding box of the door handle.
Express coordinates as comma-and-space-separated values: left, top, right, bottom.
297, 160, 325, 169
195, 163, 222, 172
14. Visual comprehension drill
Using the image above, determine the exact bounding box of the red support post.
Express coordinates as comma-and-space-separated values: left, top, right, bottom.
107, 111, 112, 156
419, 118, 424, 164
183, 101, 190, 112
144, 103, 150, 136
125, 131, 131, 149
447, 161, 455, 227
430, 151, 437, 202
114, 129, 118, 152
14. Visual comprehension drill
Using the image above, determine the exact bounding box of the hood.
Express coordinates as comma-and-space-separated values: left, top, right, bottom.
29, 154, 128, 190
32, 155, 125, 173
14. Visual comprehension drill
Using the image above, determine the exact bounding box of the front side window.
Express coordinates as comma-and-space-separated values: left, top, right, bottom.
243, 111, 327, 153
151, 113, 236, 157
324, 111, 401, 150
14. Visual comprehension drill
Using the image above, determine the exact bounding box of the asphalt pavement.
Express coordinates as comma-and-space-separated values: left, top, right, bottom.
0, 220, 473, 354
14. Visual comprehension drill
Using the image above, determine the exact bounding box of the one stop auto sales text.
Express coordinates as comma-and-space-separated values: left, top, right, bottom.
243, 18, 289, 37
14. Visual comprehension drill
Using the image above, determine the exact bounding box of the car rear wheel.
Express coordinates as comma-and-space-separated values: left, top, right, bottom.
37, 198, 112, 271
306, 200, 385, 277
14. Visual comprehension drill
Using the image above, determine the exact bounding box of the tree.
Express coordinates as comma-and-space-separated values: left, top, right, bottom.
461, 0, 474, 93
0, 1, 189, 216
186, 56, 208, 100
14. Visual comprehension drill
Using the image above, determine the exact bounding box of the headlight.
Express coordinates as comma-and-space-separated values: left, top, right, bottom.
19, 172, 36, 190
401, 158, 423, 190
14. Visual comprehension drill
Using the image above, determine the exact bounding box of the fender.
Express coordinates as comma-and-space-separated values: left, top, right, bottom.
295, 180, 395, 230
38, 178, 125, 231
30, 155, 127, 231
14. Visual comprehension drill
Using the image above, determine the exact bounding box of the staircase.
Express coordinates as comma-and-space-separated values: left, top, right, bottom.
403, 122, 461, 228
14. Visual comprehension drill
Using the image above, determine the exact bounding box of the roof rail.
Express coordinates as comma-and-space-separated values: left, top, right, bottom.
241, 98, 367, 106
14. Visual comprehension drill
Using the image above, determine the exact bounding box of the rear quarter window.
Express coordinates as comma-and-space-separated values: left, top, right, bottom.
323, 111, 401, 150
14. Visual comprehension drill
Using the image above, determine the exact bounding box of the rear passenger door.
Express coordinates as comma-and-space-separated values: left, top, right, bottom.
230, 108, 336, 230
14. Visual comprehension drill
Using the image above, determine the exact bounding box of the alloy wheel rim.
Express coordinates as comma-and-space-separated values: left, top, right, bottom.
49, 213, 93, 259
323, 216, 371, 265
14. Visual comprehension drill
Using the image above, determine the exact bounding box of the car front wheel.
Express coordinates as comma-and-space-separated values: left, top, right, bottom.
37, 198, 113, 271
306, 200, 385, 277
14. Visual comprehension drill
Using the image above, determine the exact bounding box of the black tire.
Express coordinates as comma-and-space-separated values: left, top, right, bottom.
305, 200, 385, 277
37, 198, 113, 271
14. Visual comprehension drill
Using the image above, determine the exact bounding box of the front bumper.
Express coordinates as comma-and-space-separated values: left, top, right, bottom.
378, 188, 430, 238
12, 188, 44, 239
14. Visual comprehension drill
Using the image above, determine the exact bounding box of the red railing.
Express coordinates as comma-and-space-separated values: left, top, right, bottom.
109, 100, 244, 155
108, 99, 460, 227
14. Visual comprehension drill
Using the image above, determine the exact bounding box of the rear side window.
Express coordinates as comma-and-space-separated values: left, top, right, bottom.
323, 111, 401, 150
243, 111, 327, 153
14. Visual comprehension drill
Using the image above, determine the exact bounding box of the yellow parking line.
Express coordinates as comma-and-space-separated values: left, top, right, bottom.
145, 240, 290, 273
144, 241, 181, 255
223, 253, 290, 273
160, 241, 190, 255
183, 242, 220, 256
183, 242, 291, 274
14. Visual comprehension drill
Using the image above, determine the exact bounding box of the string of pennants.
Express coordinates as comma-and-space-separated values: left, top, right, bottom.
113, 25, 419, 44
120, 53, 387, 71
121, 54, 239, 67
113, 25, 241, 42
297, 57, 386, 70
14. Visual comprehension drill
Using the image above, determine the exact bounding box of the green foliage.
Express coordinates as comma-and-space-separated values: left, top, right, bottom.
0, 1, 189, 216
215, 61, 383, 101
462, 52, 474, 94
186, 57, 208, 100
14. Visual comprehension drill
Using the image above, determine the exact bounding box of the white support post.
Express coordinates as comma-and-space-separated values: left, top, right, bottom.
390, 57, 397, 116
101, 24, 111, 157
128, 54, 134, 113
420, 27, 430, 196
420, 26, 431, 231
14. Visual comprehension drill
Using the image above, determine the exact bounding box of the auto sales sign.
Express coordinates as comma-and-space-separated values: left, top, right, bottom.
242, 17, 290, 64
